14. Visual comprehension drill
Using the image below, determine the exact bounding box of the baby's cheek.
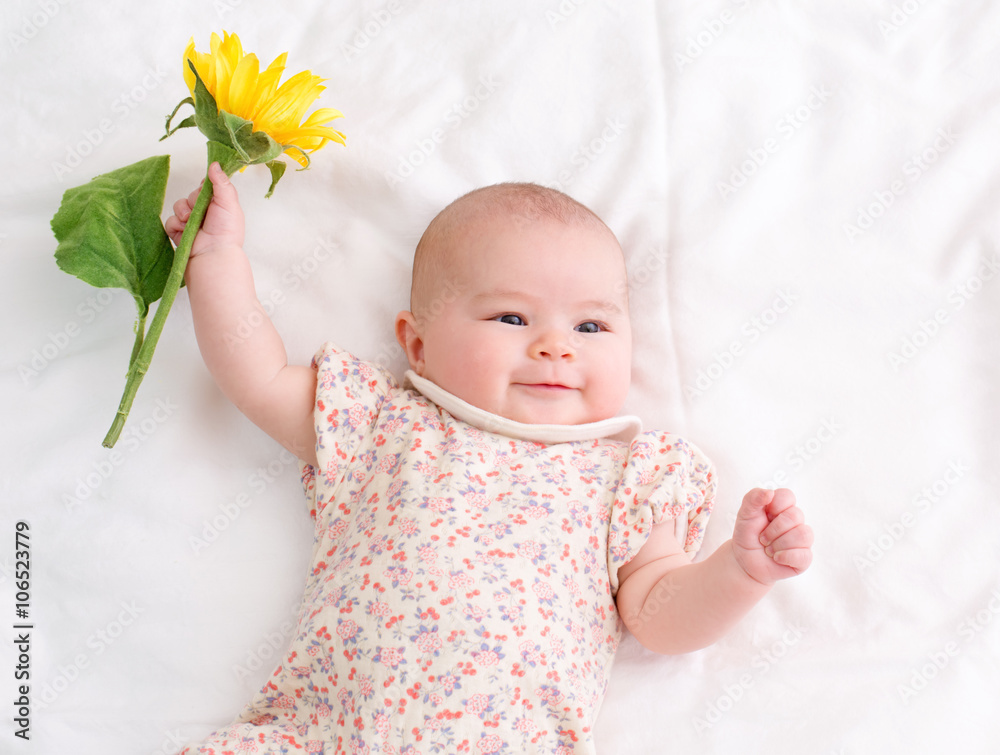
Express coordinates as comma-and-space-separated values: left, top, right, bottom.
593, 358, 631, 418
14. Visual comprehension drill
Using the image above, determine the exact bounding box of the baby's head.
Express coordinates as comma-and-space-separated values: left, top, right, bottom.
395, 182, 632, 426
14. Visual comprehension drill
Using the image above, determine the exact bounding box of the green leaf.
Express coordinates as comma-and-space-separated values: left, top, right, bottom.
161, 96, 196, 141
207, 140, 246, 177
222, 110, 283, 165
189, 61, 231, 146
51, 155, 176, 318
264, 159, 287, 198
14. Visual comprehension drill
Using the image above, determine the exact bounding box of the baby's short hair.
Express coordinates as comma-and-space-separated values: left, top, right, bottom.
410, 182, 617, 315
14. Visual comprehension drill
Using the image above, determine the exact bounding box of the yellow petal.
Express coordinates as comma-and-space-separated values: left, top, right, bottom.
302, 108, 344, 127
183, 38, 196, 94
227, 52, 260, 121
258, 71, 323, 129
249, 53, 287, 121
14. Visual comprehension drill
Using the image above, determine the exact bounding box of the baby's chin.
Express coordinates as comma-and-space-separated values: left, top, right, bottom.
494, 397, 616, 427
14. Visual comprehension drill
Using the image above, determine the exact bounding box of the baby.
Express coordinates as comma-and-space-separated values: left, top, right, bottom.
166, 164, 813, 754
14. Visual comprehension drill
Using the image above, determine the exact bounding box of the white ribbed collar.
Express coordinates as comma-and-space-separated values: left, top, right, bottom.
403, 370, 641, 444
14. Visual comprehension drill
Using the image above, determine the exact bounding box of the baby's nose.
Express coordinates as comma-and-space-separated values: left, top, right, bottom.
530, 330, 576, 360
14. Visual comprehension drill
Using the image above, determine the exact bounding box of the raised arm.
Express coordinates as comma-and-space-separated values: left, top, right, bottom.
165, 163, 318, 466
616, 488, 812, 654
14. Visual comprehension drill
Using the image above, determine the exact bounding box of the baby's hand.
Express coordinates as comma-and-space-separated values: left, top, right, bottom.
164, 161, 245, 258
732, 488, 813, 585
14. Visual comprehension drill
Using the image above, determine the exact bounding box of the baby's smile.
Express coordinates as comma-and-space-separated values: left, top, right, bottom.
397, 213, 632, 426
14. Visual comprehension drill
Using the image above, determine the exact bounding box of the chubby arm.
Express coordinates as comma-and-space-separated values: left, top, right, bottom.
165, 163, 318, 466
616, 488, 812, 654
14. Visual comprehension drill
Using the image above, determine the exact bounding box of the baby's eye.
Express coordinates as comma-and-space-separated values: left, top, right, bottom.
495, 314, 526, 326
574, 321, 605, 334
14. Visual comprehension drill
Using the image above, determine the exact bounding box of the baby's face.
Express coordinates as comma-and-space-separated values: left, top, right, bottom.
398, 216, 632, 425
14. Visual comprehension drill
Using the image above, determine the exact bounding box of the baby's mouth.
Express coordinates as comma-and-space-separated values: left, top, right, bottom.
515, 382, 574, 392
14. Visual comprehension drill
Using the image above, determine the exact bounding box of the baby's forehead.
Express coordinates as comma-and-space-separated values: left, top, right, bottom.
410, 182, 626, 309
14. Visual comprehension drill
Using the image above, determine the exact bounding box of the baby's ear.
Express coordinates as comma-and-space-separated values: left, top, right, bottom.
394, 311, 425, 374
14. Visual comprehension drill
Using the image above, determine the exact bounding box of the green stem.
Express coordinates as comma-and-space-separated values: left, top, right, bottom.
101, 161, 215, 448
128, 312, 146, 369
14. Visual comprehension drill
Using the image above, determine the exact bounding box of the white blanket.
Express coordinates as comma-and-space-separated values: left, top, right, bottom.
3, 1, 999, 752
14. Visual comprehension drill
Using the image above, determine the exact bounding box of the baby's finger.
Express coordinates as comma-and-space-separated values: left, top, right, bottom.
186, 181, 206, 208
172, 197, 192, 223
164, 215, 184, 240
765, 488, 797, 519
759, 506, 805, 546
738, 488, 774, 519
205, 162, 241, 212
766, 523, 814, 554
771, 546, 812, 573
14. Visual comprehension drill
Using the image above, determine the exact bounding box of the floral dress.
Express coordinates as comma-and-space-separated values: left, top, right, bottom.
180, 342, 715, 755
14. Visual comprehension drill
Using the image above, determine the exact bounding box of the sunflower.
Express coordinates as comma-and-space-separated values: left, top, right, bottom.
182, 31, 344, 167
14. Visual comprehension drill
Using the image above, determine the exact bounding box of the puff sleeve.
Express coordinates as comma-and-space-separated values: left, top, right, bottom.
606, 432, 716, 595
299, 342, 396, 522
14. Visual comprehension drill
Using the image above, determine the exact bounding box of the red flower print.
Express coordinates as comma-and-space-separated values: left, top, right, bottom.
416, 629, 442, 653
448, 572, 474, 591
476, 734, 504, 753
337, 619, 359, 641
532, 580, 554, 601
378, 646, 404, 668
515, 717, 537, 734
426, 497, 453, 512
464, 491, 490, 510
473, 649, 500, 667
358, 675, 374, 698
517, 541, 542, 561
465, 693, 490, 715
347, 403, 369, 430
